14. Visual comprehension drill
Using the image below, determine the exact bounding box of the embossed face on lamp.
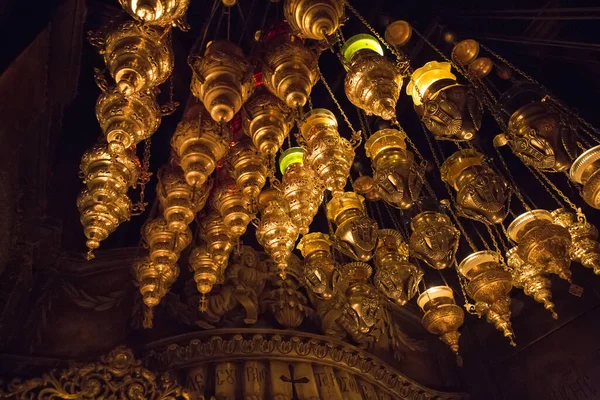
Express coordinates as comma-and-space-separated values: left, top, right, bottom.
569, 145, 600, 209
507, 209, 573, 282
407, 61, 482, 141
189, 245, 220, 311
342, 262, 381, 333
552, 208, 600, 274
409, 211, 460, 270
297, 232, 339, 300
417, 286, 464, 356
211, 175, 253, 239
506, 246, 557, 319
458, 251, 516, 345
326, 192, 378, 262
279, 147, 323, 235
440, 149, 509, 224
374, 229, 423, 306
199, 211, 234, 269
190, 40, 254, 123
300, 108, 354, 197
118, 0, 190, 27
228, 139, 268, 206
365, 128, 424, 209
284, 0, 344, 40
343, 34, 404, 121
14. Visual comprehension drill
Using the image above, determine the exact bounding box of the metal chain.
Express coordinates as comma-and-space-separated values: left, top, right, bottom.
455, 259, 477, 313
470, 221, 491, 251
493, 224, 510, 253
133, 139, 152, 215
493, 147, 533, 210
528, 165, 580, 212
485, 224, 502, 257
446, 200, 478, 252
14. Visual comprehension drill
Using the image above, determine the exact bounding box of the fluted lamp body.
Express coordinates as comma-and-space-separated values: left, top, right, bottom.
570, 145, 600, 209
364, 128, 424, 209
211, 177, 253, 238
142, 217, 192, 269
228, 140, 268, 206
135, 256, 173, 308
300, 108, 354, 197
199, 212, 234, 269
297, 232, 338, 299
552, 208, 600, 274
407, 61, 482, 141
409, 211, 460, 270
189, 245, 220, 311
440, 149, 509, 224
417, 286, 464, 356
118, 0, 190, 27
190, 40, 254, 123
283, 0, 344, 40
343, 34, 403, 121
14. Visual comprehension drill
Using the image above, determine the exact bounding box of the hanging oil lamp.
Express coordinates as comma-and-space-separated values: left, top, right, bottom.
440, 149, 509, 224
199, 211, 234, 269
96, 87, 161, 156
506, 246, 557, 319
262, 27, 320, 109
279, 147, 323, 235
417, 286, 464, 356
118, 0, 190, 28
326, 192, 378, 262
242, 74, 294, 159
451, 39, 480, 67
507, 209, 573, 282
134, 256, 168, 309
171, 103, 228, 187
569, 145, 600, 209
211, 175, 253, 239
256, 188, 299, 278
343, 34, 404, 121
409, 211, 460, 270
552, 208, 600, 274
283, 0, 344, 41
373, 229, 423, 306
79, 143, 140, 204
300, 108, 354, 197
458, 251, 516, 345
341, 262, 381, 334
228, 139, 268, 207
297, 232, 338, 300
93, 21, 174, 96
190, 40, 254, 123
364, 128, 424, 209
352, 175, 381, 201
189, 245, 220, 311
384, 20, 412, 48
406, 61, 482, 141
142, 217, 192, 268
157, 163, 212, 233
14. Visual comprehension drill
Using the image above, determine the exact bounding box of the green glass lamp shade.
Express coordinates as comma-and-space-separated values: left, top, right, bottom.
342, 34, 384, 63
279, 147, 305, 174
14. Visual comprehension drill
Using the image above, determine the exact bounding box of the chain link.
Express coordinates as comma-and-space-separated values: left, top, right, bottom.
485, 224, 502, 258
528, 165, 580, 213
133, 139, 152, 216
493, 147, 533, 211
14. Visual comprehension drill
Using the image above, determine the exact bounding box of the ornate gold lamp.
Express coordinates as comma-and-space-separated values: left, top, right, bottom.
458, 251, 516, 345
190, 40, 254, 123
385, 20, 412, 48
211, 175, 253, 238
364, 128, 424, 209
256, 188, 299, 278
134, 256, 169, 309
283, 0, 344, 40
507, 209, 573, 282
228, 139, 268, 207
374, 229, 423, 306
189, 245, 220, 311
440, 149, 509, 224
407, 61, 482, 141
326, 192, 378, 262
118, 0, 190, 27
341, 262, 381, 334
417, 286, 464, 356
142, 217, 192, 268
552, 208, 600, 274
352, 175, 381, 201
94, 21, 174, 96
199, 211, 234, 269
171, 103, 228, 187
409, 211, 460, 270
343, 34, 404, 121
297, 232, 338, 300
506, 246, 557, 318
300, 108, 354, 197
569, 145, 600, 209
451, 39, 480, 67
279, 147, 323, 235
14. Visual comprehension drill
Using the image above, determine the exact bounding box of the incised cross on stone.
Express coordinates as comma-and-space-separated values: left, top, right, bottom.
280, 363, 309, 400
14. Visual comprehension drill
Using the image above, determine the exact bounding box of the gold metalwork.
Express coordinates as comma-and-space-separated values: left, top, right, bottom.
374, 229, 423, 306
228, 139, 268, 205
199, 211, 234, 268
570, 144, 600, 209
409, 211, 460, 270
142, 216, 192, 271
352, 175, 381, 201
458, 250, 516, 345
451, 39, 480, 66
341, 262, 381, 334
119, 0, 191, 28
297, 232, 338, 299
384, 20, 412, 47
211, 176, 253, 238
552, 208, 600, 274
284, 0, 345, 40
300, 108, 354, 197
189, 245, 220, 311
326, 192, 378, 262
417, 286, 464, 356
364, 128, 424, 209
469, 57, 493, 78
440, 149, 509, 224
190, 40, 254, 123
135, 255, 169, 308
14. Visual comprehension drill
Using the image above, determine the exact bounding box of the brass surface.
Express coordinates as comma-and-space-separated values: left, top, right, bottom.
119, 0, 191, 27
468, 57, 493, 78
570, 145, 600, 209
417, 286, 464, 355
189, 245, 220, 310
284, 0, 345, 40
297, 232, 338, 299
211, 177, 254, 238
341, 262, 381, 334
199, 211, 234, 269
552, 208, 600, 274
385, 20, 412, 47
451, 39, 480, 66
228, 139, 268, 205
409, 211, 460, 270
352, 175, 381, 201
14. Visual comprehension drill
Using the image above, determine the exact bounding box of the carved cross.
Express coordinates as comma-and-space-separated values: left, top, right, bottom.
280, 363, 309, 400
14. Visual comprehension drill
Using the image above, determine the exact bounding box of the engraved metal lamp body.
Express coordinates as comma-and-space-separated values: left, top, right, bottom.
190, 40, 254, 123
343, 34, 403, 121
300, 108, 354, 197
135, 256, 170, 308
189, 245, 220, 310
409, 211, 460, 270
228, 140, 268, 206
440, 149, 509, 224
284, 0, 344, 40
142, 217, 192, 269
199, 211, 234, 269
552, 208, 600, 274
417, 286, 464, 356
342, 262, 381, 334
119, 0, 190, 27
364, 128, 424, 209
211, 176, 253, 239
570, 145, 600, 209
297, 232, 338, 299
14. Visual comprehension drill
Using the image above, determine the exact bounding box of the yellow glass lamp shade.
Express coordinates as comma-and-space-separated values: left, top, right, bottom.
341, 34, 384, 63
279, 147, 305, 174
407, 61, 457, 106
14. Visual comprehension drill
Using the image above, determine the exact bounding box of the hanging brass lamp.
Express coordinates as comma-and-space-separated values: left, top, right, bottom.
283, 0, 344, 41
199, 211, 234, 269
326, 192, 378, 262
417, 286, 464, 356
341, 262, 381, 334
300, 108, 354, 197
569, 145, 600, 209
458, 251, 516, 345
409, 211, 460, 270
373, 229, 423, 306
228, 139, 268, 207
142, 217, 192, 268
407, 61, 482, 141
134, 256, 170, 309
552, 208, 600, 274
440, 149, 509, 224
352, 175, 381, 201
384, 20, 412, 48
364, 128, 424, 209
297, 232, 338, 300
211, 175, 253, 238
343, 34, 404, 121
189, 245, 220, 311
118, 0, 190, 28
451, 39, 480, 67
190, 40, 254, 123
